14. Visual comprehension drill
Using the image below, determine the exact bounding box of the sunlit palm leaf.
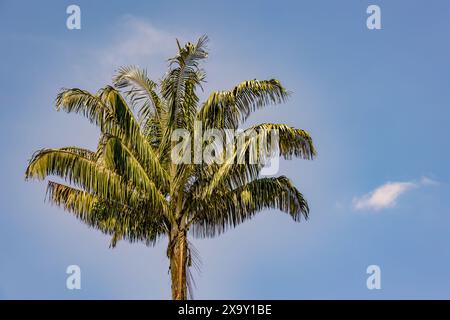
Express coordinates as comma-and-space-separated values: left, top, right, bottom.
198, 79, 290, 129
189, 176, 308, 238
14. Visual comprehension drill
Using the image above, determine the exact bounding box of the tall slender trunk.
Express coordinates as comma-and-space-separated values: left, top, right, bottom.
168, 229, 188, 300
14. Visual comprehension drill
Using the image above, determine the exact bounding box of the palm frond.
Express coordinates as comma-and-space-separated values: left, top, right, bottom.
25, 148, 150, 211
199, 123, 315, 198
46, 181, 167, 246
159, 35, 208, 156
113, 65, 162, 124
102, 135, 168, 204
58, 146, 99, 161
246, 123, 316, 160
55, 88, 114, 130
57, 86, 169, 188
189, 176, 309, 238
198, 79, 290, 129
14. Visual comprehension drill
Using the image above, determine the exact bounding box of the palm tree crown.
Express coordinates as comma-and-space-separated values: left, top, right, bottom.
25, 36, 316, 299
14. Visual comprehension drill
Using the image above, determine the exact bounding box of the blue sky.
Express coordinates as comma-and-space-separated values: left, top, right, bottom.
1, 0, 450, 299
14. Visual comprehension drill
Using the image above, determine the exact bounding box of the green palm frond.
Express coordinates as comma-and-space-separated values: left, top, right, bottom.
55, 88, 114, 130
113, 65, 162, 124
245, 123, 316, 160
57, 86, 169, 188
58, 146, 100, 161
159, 35, 208, 157
25, 148, 145, 211
199, 123, 316, 197
46, 181, 167, 247
189, 176, 309, 238
101, 135, 168, 204
198, 79, 290, 129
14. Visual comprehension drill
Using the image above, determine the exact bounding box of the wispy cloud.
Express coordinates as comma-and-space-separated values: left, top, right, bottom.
419, 176, 440, 186
352, 176, 438, 211
100, 15, 176, 68
68, 15, 193, 88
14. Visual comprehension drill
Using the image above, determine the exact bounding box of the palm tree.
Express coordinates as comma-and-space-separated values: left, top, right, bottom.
25, 36, 316, 300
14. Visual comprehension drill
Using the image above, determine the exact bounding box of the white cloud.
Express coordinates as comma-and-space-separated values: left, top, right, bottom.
69, 15, 204, 88
419, 176, 439, 186
67, 15, 185, 87
352, 176, 438, 211
100, 15, 176, 68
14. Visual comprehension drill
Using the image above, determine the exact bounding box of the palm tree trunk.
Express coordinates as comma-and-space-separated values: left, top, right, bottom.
168, 229, 188, 300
